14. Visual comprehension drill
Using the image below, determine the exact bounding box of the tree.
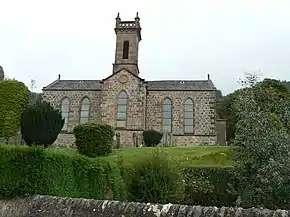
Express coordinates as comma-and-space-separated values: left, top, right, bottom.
217, 74, 290, 142
21, 101, 64, 147
0, 79, 30, 143
232, 74, 290, 209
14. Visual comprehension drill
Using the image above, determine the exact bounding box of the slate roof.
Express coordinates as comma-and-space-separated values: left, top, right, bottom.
43, 80, 102, 90
43, 79, 216, 91
146, 80, 216, 91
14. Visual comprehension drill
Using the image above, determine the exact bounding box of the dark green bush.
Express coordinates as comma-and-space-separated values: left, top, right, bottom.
122, 148, 184, 204
181, 167, 237, 207
0, 145, 126, 201
73, 123, 114, 157
143, 129, 163, 147
20, 101, 64, 147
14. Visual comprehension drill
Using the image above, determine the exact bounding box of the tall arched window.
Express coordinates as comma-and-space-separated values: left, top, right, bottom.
123, 41, 129, 59
117, 91, 128, 128
184, 98, 194, 134
61, 98, 70, 131
163, 98, 172, 132
80, 97, 90, 124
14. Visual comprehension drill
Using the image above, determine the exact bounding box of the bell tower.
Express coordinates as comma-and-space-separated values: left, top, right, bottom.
113, 12, 142, 75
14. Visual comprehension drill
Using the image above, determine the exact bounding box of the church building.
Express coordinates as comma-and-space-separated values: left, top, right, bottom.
42, 13, 225, 147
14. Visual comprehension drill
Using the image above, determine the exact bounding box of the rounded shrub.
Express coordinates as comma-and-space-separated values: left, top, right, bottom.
143, 129, 163, 147
73, 122, 114, 157
125, 148, 184, 204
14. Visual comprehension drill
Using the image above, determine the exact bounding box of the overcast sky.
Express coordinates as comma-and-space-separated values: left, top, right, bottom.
0, 0, 289, 95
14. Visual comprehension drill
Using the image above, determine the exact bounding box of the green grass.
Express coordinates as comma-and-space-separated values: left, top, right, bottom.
47, 146, 235, 168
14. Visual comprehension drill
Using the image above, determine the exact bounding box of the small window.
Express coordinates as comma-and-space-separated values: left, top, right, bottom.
80, 97, 90, 124
117, 91, 128, 127
162, 98, 172, 133
123, 41, 129, 59
61, 98, 70, 131
184, 98, 195, 134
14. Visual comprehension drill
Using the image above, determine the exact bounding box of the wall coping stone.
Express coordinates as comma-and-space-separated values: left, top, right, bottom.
0, 195, 289, 217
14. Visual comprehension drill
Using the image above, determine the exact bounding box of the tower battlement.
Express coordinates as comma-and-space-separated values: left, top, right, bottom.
114, 12, 142, 41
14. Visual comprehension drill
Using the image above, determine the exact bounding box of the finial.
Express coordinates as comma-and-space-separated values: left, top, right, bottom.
58, 74, 61, 80
135, 12, 139, 19
116, 12, 120, 19
207, 74, 210, 80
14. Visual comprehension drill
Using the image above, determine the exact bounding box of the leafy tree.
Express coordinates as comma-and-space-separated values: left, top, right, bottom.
0, 79, 30, 143
21, 101, 64, 147
217, 74, 290, 142
233, 75, 290, 209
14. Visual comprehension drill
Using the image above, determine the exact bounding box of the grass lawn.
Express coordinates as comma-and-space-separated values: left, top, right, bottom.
48, 146, 235, 168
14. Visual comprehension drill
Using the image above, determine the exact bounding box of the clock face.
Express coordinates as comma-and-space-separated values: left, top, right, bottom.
119, 75, 128, 84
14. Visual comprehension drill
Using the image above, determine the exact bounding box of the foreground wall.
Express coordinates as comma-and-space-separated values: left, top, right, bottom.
0, 195, 288, 217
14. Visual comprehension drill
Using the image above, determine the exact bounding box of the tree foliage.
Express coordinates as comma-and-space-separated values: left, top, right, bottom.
21, 101, 64, 147
217, 74, 290, 142
0, 79, 30, 142
233, 75, 290, 209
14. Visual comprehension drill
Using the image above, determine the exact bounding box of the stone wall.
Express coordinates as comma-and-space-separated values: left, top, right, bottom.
101, 69, 146, 147
216, 119, 227, 145
146, 90, 216, 146
0, 195, 288, 217
42, 90, 102, 132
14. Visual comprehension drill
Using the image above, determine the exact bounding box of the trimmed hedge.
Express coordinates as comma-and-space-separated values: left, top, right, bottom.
0, 145, 126, 201
73, 123, 114, 157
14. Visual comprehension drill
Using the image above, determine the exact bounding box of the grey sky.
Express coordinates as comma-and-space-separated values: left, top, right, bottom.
0, 0, 289, 95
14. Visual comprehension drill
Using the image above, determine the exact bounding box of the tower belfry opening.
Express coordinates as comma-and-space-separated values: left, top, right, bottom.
113, 12, 142, 75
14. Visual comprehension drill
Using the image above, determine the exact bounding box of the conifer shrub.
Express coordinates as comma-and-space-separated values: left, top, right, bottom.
20, 101, 64, 147
73, 122, 114, 157
143, 129, 163, 147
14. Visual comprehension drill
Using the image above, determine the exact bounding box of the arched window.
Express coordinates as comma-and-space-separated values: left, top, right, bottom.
80, 97, 90, 124
61, 98, 70, 131
123, 41, 129, 59
117, 91, 128, 128
163, 98, 172, 133
184, 98, 194, 134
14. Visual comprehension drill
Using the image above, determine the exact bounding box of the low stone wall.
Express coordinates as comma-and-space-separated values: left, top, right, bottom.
0, 195, 288, 217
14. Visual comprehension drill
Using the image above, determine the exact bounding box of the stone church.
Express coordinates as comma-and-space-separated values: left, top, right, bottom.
42, 13, 226, 147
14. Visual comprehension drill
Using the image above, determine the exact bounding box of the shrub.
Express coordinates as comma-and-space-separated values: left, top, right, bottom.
181, 167, 237, 207
73, 122, 114, 157
143, 129, 163, 147
20, 101, 64, 147
0, 145, 126, 201
123, 148, 184, 204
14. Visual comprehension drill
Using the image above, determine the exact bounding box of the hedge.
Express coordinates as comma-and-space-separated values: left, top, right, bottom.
181, 167, 237, 207
118, 151, 238, 207
0, 145, 126, 201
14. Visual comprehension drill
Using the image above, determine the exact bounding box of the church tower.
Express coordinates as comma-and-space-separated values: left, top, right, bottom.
113, 12, 142, 75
